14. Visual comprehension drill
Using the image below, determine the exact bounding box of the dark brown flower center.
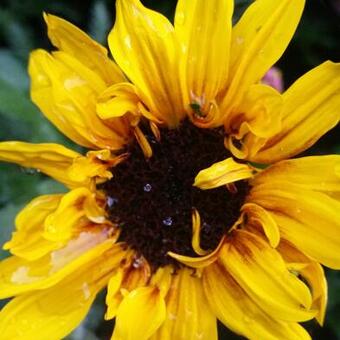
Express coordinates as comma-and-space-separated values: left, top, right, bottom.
99, 120, 249, 270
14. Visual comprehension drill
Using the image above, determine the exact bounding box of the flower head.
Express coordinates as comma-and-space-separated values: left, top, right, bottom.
0, 0, 339, 339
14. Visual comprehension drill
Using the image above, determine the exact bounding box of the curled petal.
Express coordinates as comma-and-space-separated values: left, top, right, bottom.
96, 83, 140, 119
226, 84, 282, 138
241, 203, 280, 247
134, 126, 153, 158
193, 157, 254, 190
249, 61, 340, 163
168, 236, 225, 269
29, 49, 128, 150
191, 209, 209, 256
105, 254, 151, 320
3, 195, 62, 261
278, 240, 328, 325
44, 188, 106, 242
225, 84, 283, 160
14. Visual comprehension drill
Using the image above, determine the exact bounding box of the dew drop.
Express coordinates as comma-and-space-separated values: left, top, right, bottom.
45, 223, 57, 235
202, 222, 212, 232
169, 312, 177, 320
21, 167, 38, 175
243, 315, 253, 324
236, 36, 244, 45
64, 76, 86, 90
107, 196, 118, 208
82, 282, 91, 300
124, 35, 132, 49
143, 183, 152, 192
162, 216, 173, 226
132, 256, 144, 268
176, 12, 185, 26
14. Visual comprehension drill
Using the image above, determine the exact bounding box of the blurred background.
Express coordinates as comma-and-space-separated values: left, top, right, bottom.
0, 0, 339, 338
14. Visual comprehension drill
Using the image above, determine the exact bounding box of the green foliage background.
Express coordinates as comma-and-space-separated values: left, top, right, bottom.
0, 0, 339, 339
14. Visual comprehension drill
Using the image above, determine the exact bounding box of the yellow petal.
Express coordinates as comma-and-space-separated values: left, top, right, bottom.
3, 195, 62, 261
0, 142, 83, 188
175, 0, 233, 117
241, 203, 280, 247
0, 236, 120, 299
227, 84, 282, 138
105, 268, 124, 320
249, 183, 340, 269
29, 49, 127, 150
133, 125, 153, 158
112, 286, 166, 340
105, 254, 151, 320
203, 261, 311, 339
220, 0, 305, 115
109, 0, 184, 127
44, 188, 106, 242
44, 13, 125, 85
250, 61, 340, 163
193, 157, 254, 190
251, 155, 340, 193
150, 266, 173, 298
191, 209, 209, 256
220, 230, 315, 322
97, 82, 140, 119
0, 241, 122, 340
168, 236, 225, 269
151, 268, 217, 340
224, 84, 283, 159
68, 151, 114, 184
278, 240, 327, 325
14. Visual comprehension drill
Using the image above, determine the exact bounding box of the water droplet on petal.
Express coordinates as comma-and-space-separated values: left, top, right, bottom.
236, 36, 244, 45
169, 312, 177, 320
243, 315, 254, 324
176, 12, 185, 26
64, 76, 86, 90
11, 266, 42, 284
82, 282, 91, 300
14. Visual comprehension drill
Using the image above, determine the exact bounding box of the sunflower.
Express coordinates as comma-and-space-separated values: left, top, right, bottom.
0, 0, 339, 339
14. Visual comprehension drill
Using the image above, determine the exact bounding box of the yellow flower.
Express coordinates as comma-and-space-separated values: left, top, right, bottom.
0, 0, 339, 339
